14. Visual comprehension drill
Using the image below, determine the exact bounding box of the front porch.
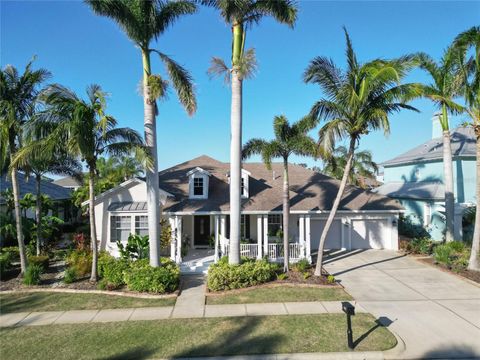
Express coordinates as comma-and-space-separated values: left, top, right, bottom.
167, 213, 312, 265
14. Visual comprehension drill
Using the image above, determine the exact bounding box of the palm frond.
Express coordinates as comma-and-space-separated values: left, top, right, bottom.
207, 57, 231, 84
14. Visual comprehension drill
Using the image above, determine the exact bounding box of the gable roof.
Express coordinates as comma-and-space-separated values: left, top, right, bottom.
382, 126, 475, 167
373, 181, 444, 201
0, 172, 72, 204
158, 155, 402, 213
52, 175, 83, 188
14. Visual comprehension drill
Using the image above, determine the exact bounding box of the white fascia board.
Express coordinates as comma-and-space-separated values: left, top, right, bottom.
187, 167, 211, 177
162, 209, 403, 216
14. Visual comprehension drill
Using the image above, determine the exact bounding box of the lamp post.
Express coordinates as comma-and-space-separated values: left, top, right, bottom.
342, 301, 355, 350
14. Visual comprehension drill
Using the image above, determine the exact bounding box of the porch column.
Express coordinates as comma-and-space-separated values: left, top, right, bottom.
305, 214, 312, 263
220, 215, 227, 256
263, 215, 269, 258
176, 215, 182, 263
168, 217, 176, 261
299, 215, 306, 259
214, 215, 220, 262
257, 215, 263, 259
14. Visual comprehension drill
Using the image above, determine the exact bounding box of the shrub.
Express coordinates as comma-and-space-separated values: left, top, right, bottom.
302, 272, 311, 280
73, 233, 90, 251
28, 255, 49, 271
0, 252, 13, 277
434, 245, 453, 265
207, 257, 279, 291
124, 258, 180, 293
276, 273, 288, 280
1, 246, 19, 261
407, 237, 435, 255
294, 259, 310, 272
446, 241, 465, 253
327, 275, 336, 284
23, 264, 43, 285
64, 266, 78, 284
399, 215, 430, 238
98, 253, 129, 289
66, 250, 92, 277
117, 234, 149, 260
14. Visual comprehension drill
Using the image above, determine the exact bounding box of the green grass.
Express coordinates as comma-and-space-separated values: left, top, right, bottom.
0, 314, 396, 359
207, 286, 352, 305
0, 292, 175, 313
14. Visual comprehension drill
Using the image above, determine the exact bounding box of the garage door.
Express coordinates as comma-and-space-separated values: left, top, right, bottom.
351, 219, 388, 249
310, 219, 342, 250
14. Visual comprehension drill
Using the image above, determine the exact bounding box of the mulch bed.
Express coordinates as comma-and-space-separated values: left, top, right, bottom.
274, 267, 334, 285
416, 257, 480, 284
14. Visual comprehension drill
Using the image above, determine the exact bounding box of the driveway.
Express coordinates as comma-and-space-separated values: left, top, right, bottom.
324, 250, 480, 359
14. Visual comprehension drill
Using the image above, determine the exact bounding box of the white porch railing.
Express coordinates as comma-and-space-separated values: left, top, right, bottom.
223, 242, 303, 262
224, 243, 258, 259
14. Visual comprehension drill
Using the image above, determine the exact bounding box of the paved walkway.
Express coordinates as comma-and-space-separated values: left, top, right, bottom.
324, 249, 480, 359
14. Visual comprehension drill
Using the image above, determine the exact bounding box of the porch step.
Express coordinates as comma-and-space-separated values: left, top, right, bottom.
180, 261, 213, 274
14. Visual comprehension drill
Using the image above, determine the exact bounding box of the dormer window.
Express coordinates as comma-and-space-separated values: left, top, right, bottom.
187, 167, 211, 199
226, 168, 250, 198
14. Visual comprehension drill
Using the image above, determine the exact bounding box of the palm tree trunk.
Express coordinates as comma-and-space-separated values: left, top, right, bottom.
443, 130, 455, 242
89, 168, 98, 281
228, 23, 244, 266
282, 157, 290, 273
11, 168, 28, 274
314, 138, 356, 276
35, 174, 42, 256
142, 48, 161, 267
468, 126, 480, 270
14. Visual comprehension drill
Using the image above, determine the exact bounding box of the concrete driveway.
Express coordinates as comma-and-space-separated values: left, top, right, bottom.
324, 250, 480, 359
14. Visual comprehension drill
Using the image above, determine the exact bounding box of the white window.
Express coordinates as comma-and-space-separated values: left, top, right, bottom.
193, 177, 204, 196
135, 215, 148, 236
110, 215, 131, 242
423, 203, 431, 226
240, 215, 250, 239
268, 214, 282, 237
241, 177, 245, 196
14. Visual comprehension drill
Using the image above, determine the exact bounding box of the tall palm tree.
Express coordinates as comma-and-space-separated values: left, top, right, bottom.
85, 0, 197, 267
207, 0, 298, 265
322, 146, 378, 188
15, 84, 146, 281
0, 60, 50, 274
416, 48, 465, 243
453, 26, 480, 270
242, 115, 316, 272
304, 29, 421, 276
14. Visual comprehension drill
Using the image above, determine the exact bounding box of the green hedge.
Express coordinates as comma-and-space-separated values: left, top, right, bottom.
207, 257, 280, 291
28, 255, 49, 271
98, 252, 130, 290
124, 258, 180, 294
66, 250, 92, 277
0, 252, 13, 277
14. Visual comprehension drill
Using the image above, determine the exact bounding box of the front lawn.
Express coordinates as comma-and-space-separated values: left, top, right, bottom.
207, 285, 352, 305
0, 314, 396, 359
0, 292, 175, 314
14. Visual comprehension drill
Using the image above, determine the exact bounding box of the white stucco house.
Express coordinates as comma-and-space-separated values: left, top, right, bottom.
87, 155, 403, 267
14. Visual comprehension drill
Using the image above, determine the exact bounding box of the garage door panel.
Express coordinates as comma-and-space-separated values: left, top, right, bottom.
310, 219, 342, 250
351, 219, 388, 249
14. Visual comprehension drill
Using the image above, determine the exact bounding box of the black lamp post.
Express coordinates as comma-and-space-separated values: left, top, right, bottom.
342, 301, 355, 350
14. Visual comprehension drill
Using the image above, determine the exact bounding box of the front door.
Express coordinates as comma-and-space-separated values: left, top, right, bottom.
194, 215, 211, 247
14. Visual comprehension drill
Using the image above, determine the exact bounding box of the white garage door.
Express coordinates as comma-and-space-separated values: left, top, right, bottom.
351, 219, 389, 249
310, 219, 342, 250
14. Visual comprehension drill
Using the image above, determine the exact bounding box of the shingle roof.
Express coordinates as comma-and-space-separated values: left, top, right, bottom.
158, 155, 402, 213
0, 172, 72, 204
373, 181, 444, 200
381, 126, 475, 167
52, 176, 83, 188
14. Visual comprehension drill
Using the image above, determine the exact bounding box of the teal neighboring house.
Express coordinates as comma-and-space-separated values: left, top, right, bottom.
374, 114, 477, 241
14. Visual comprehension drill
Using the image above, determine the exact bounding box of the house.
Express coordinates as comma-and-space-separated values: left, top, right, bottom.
52, 175, 82, 191
89, 155, 403, 267
374, 114, 477, 241
0, 172, 76, 222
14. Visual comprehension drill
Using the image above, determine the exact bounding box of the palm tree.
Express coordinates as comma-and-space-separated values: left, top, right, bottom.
304, 29, 421, 276
15, 84, 146, 281
0, 60, 50, 274
416, 48, 465, 243
85, 0, 197, 267
207, 0, 298, 265
453, 26, 480, 270
322, 146, 378, 188
242, 115, 316, 272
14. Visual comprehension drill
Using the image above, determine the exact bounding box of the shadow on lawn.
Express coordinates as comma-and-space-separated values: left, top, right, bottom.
173, 316, 284, 358
353, 316, 394, 349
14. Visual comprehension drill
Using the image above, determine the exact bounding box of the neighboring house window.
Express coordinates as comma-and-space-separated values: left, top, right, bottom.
268, 214, 282, 236
423, 203, 431, 226
241, 178, 245, 196
193, 177, 204, 196
110, 215, 131, 242
240, 215, 250, 239
135, 215, 148, 236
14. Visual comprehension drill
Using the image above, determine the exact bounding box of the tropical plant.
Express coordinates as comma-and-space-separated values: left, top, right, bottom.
117, 233, 150, 260
14, 84, 146, 281
303, 29, 421, 276
207, 0, 298, 265
453, 26, 480, 270
416, 46, 465, 243
0, 60, 50, 274
86, 0, 198, 267
242, 115, 317, 271
322, 146, 378, 188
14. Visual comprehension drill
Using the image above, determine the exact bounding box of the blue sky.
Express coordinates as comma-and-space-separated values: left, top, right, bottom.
1, 0, 478, 171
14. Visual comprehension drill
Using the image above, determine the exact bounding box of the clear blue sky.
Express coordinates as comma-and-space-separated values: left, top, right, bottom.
1, 1, 478, 171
